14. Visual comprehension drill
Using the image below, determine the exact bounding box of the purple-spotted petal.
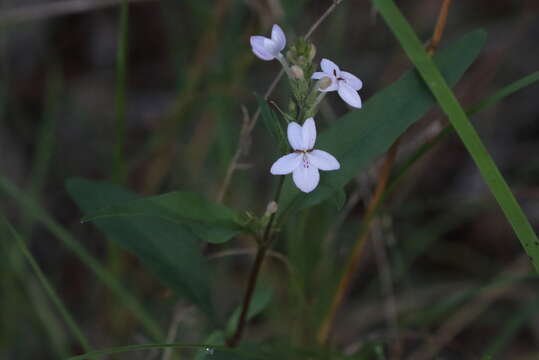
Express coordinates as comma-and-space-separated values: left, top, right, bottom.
337, 80, 362, 108
270, 153, 302, 175
287, 122, 305, 150
292, 162, 320, 193
340, 71, 363, 90
308, 150, 340, 171
302, 118, 317, 150
271, 24, 286, 52
321, 58, 340, 77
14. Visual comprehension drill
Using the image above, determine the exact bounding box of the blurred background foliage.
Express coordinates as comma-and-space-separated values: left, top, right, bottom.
2, 0, 539, 359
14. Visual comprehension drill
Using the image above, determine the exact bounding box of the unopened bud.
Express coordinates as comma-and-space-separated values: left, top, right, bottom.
307, 43, 316, 61
290, 65, 304, 79
318, 77, 332, 90
265, 201, 278, 216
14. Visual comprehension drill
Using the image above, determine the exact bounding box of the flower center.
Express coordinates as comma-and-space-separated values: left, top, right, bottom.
301, 153, 310, 168
294, 150, 313, 168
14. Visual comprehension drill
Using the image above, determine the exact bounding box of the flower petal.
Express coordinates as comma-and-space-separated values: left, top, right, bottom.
287, 122, 305, 150
302, 118, 317, 150
308, 150, 340, 171
270, 153, 302, 175
337, 80, 362, 108
263, 38, 281, 57
271, 24, 286, 52
340, 71, 363, 90
250, 36, 274, 60
292, 161, 320, 193
311, 71, 327, 80
321, 58, 340, 77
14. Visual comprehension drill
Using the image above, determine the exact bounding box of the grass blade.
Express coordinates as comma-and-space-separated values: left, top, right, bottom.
390, 71, 539, 191
0, 176, 164, 341
372, 0, 539, 271
0, 215, 92, 353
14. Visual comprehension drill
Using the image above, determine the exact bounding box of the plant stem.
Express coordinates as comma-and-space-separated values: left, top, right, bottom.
226, 244, 268, 347
227, 177, 285, 347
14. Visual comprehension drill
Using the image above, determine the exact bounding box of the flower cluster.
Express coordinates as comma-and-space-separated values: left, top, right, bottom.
250, 25, 364, 193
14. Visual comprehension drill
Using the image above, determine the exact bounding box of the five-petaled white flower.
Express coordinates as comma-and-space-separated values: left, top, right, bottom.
250, 24, 286, 61
312, 58, 363, 108
270, 118, 340, 193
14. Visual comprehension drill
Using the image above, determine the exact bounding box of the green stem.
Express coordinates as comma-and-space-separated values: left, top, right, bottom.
227, 176, 285, 346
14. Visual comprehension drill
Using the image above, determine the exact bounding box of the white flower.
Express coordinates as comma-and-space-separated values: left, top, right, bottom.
312, 58, 363, 108
270, 118, 340, 193
250, 24, 286, 61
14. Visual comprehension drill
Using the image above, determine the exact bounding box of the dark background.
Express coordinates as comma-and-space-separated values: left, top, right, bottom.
1, 0, 539, 358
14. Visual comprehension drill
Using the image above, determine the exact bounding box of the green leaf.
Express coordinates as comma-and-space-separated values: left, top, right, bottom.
81, 189, 245, 244
66, 177, 214, 316
0, 176, 164, 341
372, 0, 539, 272
0, 215, 92, 353
390, 71, 539, 192
225, 285, 273, 336
257, 95, 288, 154
277, 30, 486, 217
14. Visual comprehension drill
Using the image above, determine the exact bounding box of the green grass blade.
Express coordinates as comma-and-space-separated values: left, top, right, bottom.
0, 177, 164, 341
372, 0, 539, 271
390, 71, 539, 191
469, 71, 539, 115
113, 0, 129, 184
481, 295, 539, 359
0, 215, 92, 353
66, 343, 254, 360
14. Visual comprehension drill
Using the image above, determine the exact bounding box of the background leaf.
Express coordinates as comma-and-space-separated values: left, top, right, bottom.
67, 177, 215, 317
371, 0, 539, 272
82, 189, 245, 244
277, 30, 486, 217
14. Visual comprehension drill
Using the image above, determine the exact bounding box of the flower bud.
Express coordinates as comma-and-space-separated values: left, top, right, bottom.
318, 76, 332, 90
290, 65, 304, 79
265, 201, 278, 216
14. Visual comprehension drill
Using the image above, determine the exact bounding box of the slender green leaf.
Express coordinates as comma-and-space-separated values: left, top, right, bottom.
81, 189, 245, 244
0, 176, 163, 341
390, 71, 539, 192
481, 295, 539, 359
372, 0, 539, 271
67, 177, 215, 316
278, 30, 486, 217
257, 95, 288, 154
0, 215, 92, 353
67, 343, 266, 360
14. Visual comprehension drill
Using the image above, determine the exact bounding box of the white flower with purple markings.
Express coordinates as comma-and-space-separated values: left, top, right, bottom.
270, 118, 340, 193
312, 58, 363, 108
